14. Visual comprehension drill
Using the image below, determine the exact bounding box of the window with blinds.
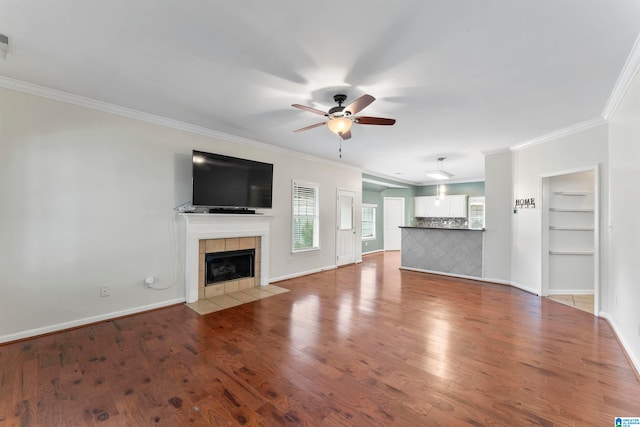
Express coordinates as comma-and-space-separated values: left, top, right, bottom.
292, 181, 320, 252
362, 204, 377, 240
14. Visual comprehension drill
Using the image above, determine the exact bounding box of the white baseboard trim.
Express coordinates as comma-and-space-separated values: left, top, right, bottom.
399, 268, 543, 295
0, 298, 185, 344
400, 266, 490, 283
547, 289, 595, 295
397, 263, 556, 298
599, 311, 640, 379
480, 277, 512, 286
270, 265, 337, 283
362, 249, 384, 256
509, 281, 541, 296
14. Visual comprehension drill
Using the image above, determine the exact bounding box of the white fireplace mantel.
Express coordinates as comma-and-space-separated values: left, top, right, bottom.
181, 213, 272, 303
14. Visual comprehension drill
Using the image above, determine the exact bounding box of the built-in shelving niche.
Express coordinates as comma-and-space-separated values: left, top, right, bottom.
541, 168, 599, 314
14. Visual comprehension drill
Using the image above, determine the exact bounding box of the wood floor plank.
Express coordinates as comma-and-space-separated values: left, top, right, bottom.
1, 251, 639, 425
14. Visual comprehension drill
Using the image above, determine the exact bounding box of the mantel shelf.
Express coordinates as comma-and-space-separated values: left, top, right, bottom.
549, 226, 594, 231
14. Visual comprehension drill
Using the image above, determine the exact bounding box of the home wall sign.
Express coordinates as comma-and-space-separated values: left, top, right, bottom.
513, 197, 535, 213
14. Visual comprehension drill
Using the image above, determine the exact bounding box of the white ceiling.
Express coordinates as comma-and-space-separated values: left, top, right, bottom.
1, 1, 639, 184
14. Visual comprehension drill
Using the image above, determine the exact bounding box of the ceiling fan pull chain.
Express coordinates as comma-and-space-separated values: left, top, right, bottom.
338, 136, 342, 158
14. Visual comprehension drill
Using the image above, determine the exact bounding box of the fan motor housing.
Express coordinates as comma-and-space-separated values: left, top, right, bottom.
329, 94, 349, 117
328, 106, 346, 116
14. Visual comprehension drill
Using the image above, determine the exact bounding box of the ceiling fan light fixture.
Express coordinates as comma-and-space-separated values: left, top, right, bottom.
427, 170, 452, 180
327, 117, 352, 135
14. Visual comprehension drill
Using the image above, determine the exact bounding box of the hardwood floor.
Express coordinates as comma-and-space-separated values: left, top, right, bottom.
1, 251, 639, 426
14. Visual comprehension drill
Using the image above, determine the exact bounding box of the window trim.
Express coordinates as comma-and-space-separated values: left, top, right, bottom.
361, 203, 377, 241
291, 180, 320, 253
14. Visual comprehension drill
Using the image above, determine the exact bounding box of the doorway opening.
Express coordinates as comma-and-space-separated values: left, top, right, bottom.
541, 166, 599, 315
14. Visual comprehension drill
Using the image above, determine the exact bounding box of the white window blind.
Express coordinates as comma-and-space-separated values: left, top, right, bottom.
362, 204, 376, 240
292, 181, 320, 252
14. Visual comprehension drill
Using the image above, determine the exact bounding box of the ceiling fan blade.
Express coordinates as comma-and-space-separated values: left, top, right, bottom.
293, 122, 326, 132
354, 116, 396, 126
340, 129, 352, 140
344, 94, 375, 115
292, 104, 327, 116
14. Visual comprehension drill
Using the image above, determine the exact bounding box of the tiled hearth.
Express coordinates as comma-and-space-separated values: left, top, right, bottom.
186, 284, 289, 315
198, 236, 261, 300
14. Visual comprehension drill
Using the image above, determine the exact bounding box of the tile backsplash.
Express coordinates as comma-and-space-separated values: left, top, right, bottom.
414, 217, 469, 228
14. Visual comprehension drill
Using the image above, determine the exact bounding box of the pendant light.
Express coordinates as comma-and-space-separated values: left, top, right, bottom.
427, 157, 452, 180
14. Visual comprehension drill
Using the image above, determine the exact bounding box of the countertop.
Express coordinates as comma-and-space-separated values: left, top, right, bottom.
400, 226, 485, 231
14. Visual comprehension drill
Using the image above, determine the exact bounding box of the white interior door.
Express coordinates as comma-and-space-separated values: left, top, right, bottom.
336, 189, 357, 266
384, 197, 404, 251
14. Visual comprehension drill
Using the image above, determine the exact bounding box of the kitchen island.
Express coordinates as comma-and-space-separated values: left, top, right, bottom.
400, 226, 484, 278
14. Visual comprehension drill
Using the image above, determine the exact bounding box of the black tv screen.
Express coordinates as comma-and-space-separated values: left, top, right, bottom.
192, 150, 273, 209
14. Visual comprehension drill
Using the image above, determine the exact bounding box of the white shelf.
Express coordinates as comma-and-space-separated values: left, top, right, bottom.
549, 251, 594, 256
553, 191, 590, 196
549, 208, 594, 213
546, 172, 596, 295
549, 226, 594, 231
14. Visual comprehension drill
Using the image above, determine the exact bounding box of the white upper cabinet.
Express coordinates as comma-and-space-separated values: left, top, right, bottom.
414, 195, 468, 218
414, 196, 430, 217
448, 195, 468, 217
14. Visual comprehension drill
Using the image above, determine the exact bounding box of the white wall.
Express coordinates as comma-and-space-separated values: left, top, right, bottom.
510, 124, 608, 295
0, 87, 362, 342
483, 150, 512, 283
606, 65, 640, 371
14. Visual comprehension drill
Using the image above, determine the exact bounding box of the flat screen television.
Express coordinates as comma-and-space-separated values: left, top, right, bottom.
192, 150, 273, 210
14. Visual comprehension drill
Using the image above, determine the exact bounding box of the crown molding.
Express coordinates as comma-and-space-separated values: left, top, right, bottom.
362, 170, 417, 186
363, 168, 485, 187
0, 76, 362, 174
603, 32, 640, 120
480, 147, 511, 156
362, 177, 410, 189
416, 177, 485, 186
510, 117, 606, 151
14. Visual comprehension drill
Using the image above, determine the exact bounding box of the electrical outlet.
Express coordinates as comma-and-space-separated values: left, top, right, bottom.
100, 286, 110, 297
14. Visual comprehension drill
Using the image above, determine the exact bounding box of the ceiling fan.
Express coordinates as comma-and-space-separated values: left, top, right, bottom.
292, 94, 396, 140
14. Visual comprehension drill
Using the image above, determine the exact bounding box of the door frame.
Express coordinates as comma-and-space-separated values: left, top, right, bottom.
540, 164, 599, 314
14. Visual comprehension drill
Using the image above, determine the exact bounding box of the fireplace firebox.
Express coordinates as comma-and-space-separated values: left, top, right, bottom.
205, 249, 255, 285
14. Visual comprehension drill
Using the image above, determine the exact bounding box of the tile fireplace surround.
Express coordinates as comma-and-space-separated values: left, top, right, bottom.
181, 213, 271, 303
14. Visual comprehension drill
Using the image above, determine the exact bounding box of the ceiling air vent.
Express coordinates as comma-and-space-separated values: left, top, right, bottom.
0, 34, 10, 59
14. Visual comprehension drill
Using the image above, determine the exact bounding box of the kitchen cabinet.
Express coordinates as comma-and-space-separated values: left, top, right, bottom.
414, 196, 430, 217
414, 195, 468, 218
448, 195, 467, 218
434, 198, 450, 217
414, 196, 443, 217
